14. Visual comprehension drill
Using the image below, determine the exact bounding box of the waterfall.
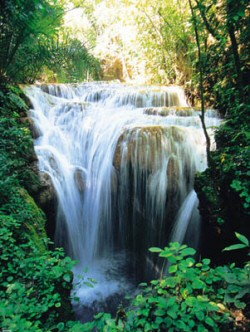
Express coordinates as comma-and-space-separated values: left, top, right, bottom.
170, 190, 200, 247
25, 82, 220, 316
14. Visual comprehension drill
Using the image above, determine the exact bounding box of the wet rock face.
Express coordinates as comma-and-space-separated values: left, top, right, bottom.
38, 173, 57, 205
37, 172, 58, 239
113, 126, 164, 172
111, 125, 197, 278
143, 106, 197, 117
113, 125, 190, 215
113, 125, 188, 172
21, 116, 41, 139
74, 167, 86, 192
167, 156, 180, 193
39, 84, 61, 97
112, 125, 196, 228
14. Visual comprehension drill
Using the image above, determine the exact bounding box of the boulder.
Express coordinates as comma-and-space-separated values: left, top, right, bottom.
74, 167, 86, 192
20, 116, 41, 139
37, 172, 58, 239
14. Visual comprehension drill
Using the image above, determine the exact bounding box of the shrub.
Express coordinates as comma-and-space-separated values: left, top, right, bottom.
83, 241, 249, 331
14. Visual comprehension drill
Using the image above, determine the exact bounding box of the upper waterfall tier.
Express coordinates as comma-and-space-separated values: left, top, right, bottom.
38, 81, 189, 108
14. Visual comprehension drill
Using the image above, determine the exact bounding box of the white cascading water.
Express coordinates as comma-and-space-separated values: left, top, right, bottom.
25, 82, 220, 317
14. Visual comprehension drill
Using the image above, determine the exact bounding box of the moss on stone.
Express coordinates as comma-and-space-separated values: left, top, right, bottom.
0, 83, 75, 329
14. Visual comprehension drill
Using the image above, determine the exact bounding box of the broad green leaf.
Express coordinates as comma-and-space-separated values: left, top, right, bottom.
170, 242, 181, 250
168, 264, 178, 274
94, 312, 105, 319
235, 232, 249, 246
181, 247, 196, 256
151, 280, 159, 285
167, 297, 176, 307
187, 319, 196, 328
139, 282, 147, 287
63, 273, 71, 282
149, 247, 162, 253
202, 258, 211, 265
205, 317, 215, 327
165, 277, 177, 288
168, 256, 177, 264
157, 291, 168, 309
154, 309, 165, 316
223, 244, 247, 251
234, 300, 246, 309
195, 311, 204, 321
186, 296, 196, 307
57, 322, 65, 331
142, 309, 150, 316
159, 251, 173, 258
168, 308, 177, 319
155, 316, 164, 324
176, 320, 188, 330
192, 279, 205, 289
198, 325, 208, 332
186, 257, 195, 266
197, 295, 209, 302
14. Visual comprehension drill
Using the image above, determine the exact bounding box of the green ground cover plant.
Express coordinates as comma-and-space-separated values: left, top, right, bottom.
0, 84, 80, 331
80, 238, 249, 332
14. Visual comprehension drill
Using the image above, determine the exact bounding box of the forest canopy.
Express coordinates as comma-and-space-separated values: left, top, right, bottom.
1, 0, 249, 113
0, 0, 100, 83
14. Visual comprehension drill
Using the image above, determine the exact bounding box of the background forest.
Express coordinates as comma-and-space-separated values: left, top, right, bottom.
0, 0, 249, 331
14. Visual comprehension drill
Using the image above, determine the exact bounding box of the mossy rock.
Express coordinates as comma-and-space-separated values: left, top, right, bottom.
1, 186, 47, 252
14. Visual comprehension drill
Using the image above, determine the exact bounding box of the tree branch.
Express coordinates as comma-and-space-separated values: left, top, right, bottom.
194, 0, 220, 41
188, 0, 211, 166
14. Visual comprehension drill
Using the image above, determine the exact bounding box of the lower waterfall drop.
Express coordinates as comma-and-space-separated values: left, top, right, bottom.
25, 82, 220, 320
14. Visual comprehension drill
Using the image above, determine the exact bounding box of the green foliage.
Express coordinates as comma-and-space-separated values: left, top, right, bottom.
189, 0, 249, 112
0, 85, 37, 193
223, 232, 250, 254
69, 0, 192, 84
195, 101, 249, 261
0, 0, 100, 83
0, 0, 63, 82
0, 84, 81, 331
43, 37, 101, 83
81, 242, 250, 331
0, 214, 76, 331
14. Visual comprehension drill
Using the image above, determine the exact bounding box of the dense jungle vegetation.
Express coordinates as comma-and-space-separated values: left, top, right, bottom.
0, 0, 249, 331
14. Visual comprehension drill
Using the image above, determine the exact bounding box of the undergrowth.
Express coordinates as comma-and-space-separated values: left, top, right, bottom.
80, 239, 250, 332
0, 84, 80, 331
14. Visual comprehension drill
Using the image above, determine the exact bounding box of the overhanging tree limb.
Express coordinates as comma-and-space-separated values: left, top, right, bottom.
226, 0, 245, 102
188, 0, 211, 167
194, 0, 220, 41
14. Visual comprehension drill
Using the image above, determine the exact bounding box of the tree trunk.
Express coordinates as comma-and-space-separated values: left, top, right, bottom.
188, 0, 211, 166
227, 22, 244, 102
